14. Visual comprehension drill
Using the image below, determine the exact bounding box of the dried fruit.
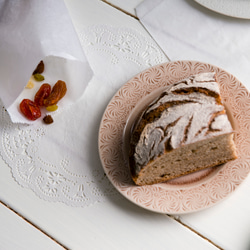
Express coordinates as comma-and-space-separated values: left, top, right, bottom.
46, 104, 58, 112
33, 60, 44, 75
20, 99, 41, 120
34, 83, 51, 106
25, 78, 34, 89
33, 74, 45, 82
20, 60, 67, 122
44, 80, 67, 107
43, 115, 53, 124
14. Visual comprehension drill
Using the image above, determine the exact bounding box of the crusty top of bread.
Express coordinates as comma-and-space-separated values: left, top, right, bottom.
130, 72, 233, 174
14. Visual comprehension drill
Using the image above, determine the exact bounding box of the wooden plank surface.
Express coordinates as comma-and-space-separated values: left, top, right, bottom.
1, 0, 249, 249
0, 154, 219, 249
0, 1, 222, 249
0, 202, 64, 250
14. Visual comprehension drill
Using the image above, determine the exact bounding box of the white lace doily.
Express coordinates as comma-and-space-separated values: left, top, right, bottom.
0, 25, 167, 207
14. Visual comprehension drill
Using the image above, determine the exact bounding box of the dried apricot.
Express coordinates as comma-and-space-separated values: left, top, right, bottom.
44, 80, 67, 107
20, 99, 41, 120
34, 83, 51, 106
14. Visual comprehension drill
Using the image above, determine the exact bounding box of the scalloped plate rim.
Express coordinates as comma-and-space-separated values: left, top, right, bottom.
98, 60, 250, 214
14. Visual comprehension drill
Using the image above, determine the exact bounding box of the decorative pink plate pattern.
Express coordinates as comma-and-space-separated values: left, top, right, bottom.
98, 61, 250, 214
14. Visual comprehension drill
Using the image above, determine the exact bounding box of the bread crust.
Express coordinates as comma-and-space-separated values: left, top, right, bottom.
129, 72, 237, 185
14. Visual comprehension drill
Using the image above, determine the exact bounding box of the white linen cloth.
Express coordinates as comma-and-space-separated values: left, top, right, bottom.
0, 25, 167, 207
136, 0, 250, 90
0, 0, 93, 124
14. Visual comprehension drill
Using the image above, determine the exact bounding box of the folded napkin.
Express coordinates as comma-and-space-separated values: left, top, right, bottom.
0, 0, 93, 124
136, 0, 250, 90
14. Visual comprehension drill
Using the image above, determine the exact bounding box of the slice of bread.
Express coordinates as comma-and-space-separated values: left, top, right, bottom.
129, 72, 237, 185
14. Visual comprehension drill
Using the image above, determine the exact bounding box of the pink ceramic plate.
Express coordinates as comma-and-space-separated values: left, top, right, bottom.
98, 61, 250, 214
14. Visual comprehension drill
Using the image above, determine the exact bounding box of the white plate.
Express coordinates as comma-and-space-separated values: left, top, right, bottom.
195, 0, 250, 19
98, 60, 250, 214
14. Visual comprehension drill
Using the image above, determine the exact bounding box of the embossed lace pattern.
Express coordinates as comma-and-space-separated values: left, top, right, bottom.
0, 25, 167, 207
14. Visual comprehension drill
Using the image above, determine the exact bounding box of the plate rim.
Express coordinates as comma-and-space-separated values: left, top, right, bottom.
98, 60, 250, 214
195, 0, 250, 19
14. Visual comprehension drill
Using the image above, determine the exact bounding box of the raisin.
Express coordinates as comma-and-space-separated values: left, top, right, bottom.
34, 83, 51, 106
43, 115, 54, 124
46, 104, 58, 112
20, 99, 41, 120
44, 80, 67, 107
33, 60, 44, 75
33, 74, 45, 81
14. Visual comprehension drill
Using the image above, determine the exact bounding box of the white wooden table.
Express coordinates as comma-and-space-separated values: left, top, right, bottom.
1, 1, 250, 249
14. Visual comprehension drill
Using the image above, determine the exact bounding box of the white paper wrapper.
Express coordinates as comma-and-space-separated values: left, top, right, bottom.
0, 0, 93, 124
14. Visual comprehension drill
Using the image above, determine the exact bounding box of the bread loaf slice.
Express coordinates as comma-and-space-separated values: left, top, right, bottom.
129, 72, 237, 185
